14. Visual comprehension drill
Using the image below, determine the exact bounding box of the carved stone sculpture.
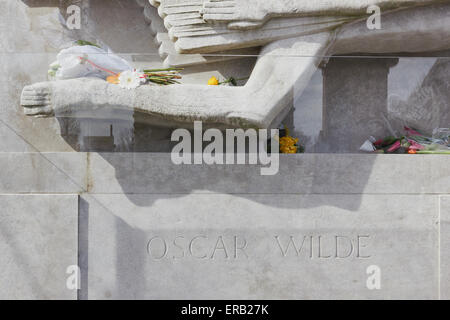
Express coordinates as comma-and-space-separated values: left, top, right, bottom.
21, 0, 450, 129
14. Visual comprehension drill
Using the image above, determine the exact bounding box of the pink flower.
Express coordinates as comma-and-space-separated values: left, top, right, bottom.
407, 139, 425, 150
387, 140, 401, 153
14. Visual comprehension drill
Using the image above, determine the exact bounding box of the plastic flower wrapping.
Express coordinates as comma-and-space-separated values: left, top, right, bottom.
48, 44, 132, 80
47, 41, 182, 87
360, 127, 450, 154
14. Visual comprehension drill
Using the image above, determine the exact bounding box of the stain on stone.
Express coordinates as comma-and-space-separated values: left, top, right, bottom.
86, 152, 92, 193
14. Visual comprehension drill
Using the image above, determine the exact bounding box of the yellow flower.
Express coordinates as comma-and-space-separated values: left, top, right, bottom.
280, 145, 298, 154
279, 135, 300, 154
208, 76, 219, 85
279, 136, 298, 146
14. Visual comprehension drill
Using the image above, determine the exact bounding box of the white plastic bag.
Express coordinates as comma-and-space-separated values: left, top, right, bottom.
49, 45, 132, 80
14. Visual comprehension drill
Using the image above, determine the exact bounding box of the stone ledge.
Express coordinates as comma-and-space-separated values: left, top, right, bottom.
0, 153, 87, 194
0, 153, 448, 194
87, 153, 450, 194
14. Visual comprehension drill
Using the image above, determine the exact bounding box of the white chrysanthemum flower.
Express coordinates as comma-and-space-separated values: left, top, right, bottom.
118, 70, 146, 89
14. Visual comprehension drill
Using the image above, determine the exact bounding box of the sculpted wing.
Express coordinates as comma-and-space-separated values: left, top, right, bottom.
137, 0, 353, 66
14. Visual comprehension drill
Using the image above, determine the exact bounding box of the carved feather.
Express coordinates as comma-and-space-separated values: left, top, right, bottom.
137, 0, 351, 66
146, 0, 351, 52
137, 0, 258, 67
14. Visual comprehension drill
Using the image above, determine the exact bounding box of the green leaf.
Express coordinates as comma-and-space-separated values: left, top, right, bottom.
76, 40, 101, 48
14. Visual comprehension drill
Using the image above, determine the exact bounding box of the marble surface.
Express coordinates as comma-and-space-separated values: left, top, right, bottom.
0, 152, 447, 299
2, 152, 447, 195
83, 193, 439, 299
0, 0, 449, 300
441, 196, 450, 299
0, 194, 78, 300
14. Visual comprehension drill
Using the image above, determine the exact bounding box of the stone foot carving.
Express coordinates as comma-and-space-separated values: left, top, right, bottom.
20, 77, 253, 127
21, 82, 54, 117
21, 1, 450, 129
20, 33, 332, 129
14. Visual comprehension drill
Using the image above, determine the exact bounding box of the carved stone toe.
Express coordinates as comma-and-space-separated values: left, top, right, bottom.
21, 83, 54, 117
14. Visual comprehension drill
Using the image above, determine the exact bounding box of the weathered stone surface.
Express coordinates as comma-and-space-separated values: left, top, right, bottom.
153, 0, 444, 53
0, 1, 85, 153
82, 193, 439, 299
318, 58, 398, 153
0, 194, 78, 300
0, 152, 87, 193
0, 151, 447, 299
87, 153, 450, 195
0, 0, 448, 301
389, 58, 450, 135
334, 2, 450, 54
1, 152, 447, 196
440, 196, 450, 299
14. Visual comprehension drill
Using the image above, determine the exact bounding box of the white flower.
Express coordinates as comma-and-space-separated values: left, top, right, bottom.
118, 70, 146, 89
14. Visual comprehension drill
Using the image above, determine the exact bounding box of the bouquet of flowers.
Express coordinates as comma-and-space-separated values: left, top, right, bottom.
360, 127, 450, 154
106, 68, 182, 88
48, 40, 182, 88
278, 127, 305, 154
267, 127, 305, 154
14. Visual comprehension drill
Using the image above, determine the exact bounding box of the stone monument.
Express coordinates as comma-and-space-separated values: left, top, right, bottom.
0, 0, 449, 300
20, 0, 450, 129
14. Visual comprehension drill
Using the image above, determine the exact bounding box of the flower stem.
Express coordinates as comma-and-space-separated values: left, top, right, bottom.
219, 76, 250, 86
416, 150, 450, 154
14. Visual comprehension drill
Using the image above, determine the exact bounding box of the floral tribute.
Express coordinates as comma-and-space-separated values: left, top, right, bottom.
278, 127, 305, 154
106, 68, 182, 89
208, 76, 249, 86
266, 127, 304, 154
361, 127, 450, 154
48, 40, 182, 88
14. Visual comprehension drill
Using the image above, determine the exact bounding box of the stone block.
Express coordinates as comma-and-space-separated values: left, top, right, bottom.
0, 153, 87, 193
0, 194, 78, 300
87, 153, 450, 195
82, 193, 439, 299
440, 196, 450, 299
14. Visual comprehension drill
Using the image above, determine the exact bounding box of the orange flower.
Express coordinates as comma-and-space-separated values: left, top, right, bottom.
106, 73, 120, 84
408, 149, 417, 154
